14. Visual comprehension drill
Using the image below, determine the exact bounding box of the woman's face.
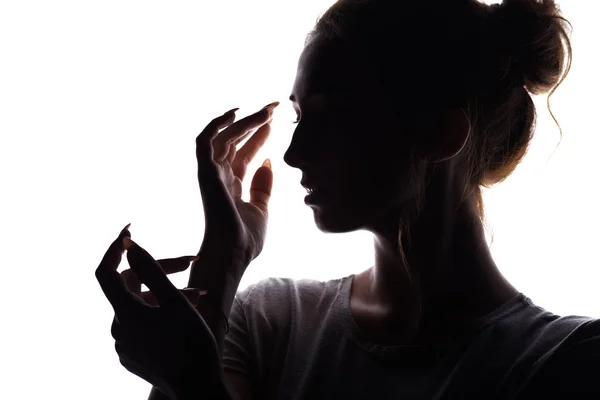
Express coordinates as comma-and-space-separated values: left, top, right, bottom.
284, 38, 421, 234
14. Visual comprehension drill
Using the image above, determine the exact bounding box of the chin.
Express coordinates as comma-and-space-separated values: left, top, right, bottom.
309, 195, 404, 235
309, 202, 374, 234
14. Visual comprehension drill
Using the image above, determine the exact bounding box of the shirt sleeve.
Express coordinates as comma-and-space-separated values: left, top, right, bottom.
222, 293, 255, 378
517, 319, 600, 398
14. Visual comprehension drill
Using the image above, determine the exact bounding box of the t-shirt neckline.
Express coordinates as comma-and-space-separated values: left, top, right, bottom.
336, 273, 530, 360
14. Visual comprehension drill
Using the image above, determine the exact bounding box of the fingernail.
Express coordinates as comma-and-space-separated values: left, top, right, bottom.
182, 288, 208, 302
262, 158, 272, 169
224, 107, 240, 115
193, 290, 209, 303
262, 101, 279, 109
123, 237, 134, 250
262, 101, 280, 114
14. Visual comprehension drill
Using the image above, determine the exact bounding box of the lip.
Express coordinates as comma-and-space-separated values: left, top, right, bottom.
304, 189, 325, 205
300, 179, 316, 188
301, 179, 326, 204
301, 180, 317, 193
304, 192, 318, 205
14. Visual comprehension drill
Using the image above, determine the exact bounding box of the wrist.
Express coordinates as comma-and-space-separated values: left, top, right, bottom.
192, 263, 244, 322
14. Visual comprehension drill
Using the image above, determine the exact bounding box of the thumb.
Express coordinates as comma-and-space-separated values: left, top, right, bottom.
249, 158, 273, 213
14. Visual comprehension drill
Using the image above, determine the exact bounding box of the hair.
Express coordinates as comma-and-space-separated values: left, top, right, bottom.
307, 0, 572, 268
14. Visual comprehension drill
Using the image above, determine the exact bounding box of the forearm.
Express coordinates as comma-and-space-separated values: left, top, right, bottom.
189, 246, 248, 353
195, 272, 241, 354
147, 286, 240, 400
147, 249, 247, 400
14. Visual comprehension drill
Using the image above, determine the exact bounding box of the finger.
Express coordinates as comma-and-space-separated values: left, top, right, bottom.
231, 122, 271, 182
229, 115, 272, 162
121, 255, 197, 297
111, 315, 122, 341
121, 268, 141, 295
196, 109, 239, 164
181, 287, 208, 305
197, 144, 243, 237
225, 142, 237, 165
227, 118, 271, 167
157, 255, 199, 274
214, 112, 267, 162
233, 126, 258, 146
139, 288, 207, 307
249, 158, 273, 213
216, 102, 278, 162
196, 111, 244, 227
95, 225, 141, 317
139, 291, 158, 306
124, 238, 183, 307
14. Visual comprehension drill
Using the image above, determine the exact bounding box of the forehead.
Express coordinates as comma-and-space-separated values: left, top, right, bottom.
290, 39, 380, 105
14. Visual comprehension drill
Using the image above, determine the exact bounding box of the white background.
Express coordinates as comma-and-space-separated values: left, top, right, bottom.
0, 1, 598, 399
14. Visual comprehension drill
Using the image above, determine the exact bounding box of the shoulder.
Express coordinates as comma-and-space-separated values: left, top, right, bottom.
552, 317, 600, 367
234, 275, 350, 324
518, 317, 600, 397
539, 317, 600, 365
236, 275, 348, 307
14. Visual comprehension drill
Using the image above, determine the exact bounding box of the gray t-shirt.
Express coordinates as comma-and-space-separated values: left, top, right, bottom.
222, 275, 600, 399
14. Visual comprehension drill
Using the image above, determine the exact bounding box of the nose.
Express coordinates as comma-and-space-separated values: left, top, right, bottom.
283, 127, 314, 169
283, 146, 306, 169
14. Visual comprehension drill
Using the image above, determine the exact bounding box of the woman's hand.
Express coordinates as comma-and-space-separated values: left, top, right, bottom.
96, 226, 233, 400
191, 102, 278, 288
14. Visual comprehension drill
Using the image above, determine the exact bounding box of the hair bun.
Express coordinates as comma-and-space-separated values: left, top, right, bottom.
490, 0, 571, 95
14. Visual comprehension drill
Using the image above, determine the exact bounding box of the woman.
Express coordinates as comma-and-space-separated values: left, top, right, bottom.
98, 0, 600, 398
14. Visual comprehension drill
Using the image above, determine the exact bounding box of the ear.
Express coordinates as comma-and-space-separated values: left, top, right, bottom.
414, 108, 471, 163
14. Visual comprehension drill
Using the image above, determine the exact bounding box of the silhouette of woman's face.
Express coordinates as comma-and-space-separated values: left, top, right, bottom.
284, 38, 420, 234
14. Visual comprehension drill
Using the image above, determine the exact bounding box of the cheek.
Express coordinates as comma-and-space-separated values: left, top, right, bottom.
318, 120, 415, 204
310, 154, 415, 232
331, 152, 412, 210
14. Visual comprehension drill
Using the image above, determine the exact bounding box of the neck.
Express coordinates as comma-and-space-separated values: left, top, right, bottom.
356, 164, 518, 344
